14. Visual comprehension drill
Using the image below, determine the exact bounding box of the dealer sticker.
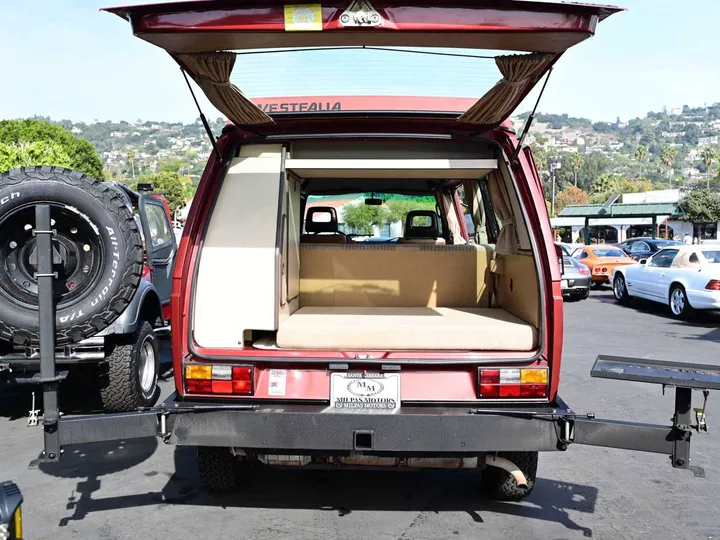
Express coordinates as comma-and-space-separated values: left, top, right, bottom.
284, 4, 323, 31
268, 369, 287, 396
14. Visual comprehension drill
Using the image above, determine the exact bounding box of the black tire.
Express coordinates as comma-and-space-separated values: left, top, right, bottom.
613, 274, 630, 304
197, 447, 238, 493
99, 320, 159, 412
669, 285, 695, 319
482, 451, 538, 502
0, 167, 143, 346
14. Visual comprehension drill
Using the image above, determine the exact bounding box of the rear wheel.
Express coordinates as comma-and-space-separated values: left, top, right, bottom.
613, 274, 629, 304
669, 285, 694, 319
482, 451, 538, 501
99, 320, 159, 412
197, 447, 239, 492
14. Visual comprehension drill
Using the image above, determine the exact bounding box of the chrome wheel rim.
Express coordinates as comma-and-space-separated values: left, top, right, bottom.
614, 277, 624, 299
670, 289, 685, 316
138, 337, 156, 394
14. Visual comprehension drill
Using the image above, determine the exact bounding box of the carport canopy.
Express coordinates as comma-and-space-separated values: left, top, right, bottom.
557, 201, 685, 244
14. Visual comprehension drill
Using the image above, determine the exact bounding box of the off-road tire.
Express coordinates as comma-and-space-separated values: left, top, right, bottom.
99, 320, 159, 412
482, 451, 538, 502
613, 274, 630, 304
197, 447, 238, 493
0, 167, 143, 346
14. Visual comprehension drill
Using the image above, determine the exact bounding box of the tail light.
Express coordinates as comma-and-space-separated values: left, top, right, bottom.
578, 266, 590, 275
706, 280, 720, 291
602, 267, 608, 272
185, 364, 254, 395
478, 368, 548, 399
594, 267, 602, 274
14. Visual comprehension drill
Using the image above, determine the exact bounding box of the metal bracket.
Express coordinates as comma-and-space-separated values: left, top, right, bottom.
27, 392, 40, 427
339, 0, 382, 27
29, 371, 68, 384
31, 229, 56, 236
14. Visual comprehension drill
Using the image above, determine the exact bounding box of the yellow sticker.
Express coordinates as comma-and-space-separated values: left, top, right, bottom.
284, 4, 323, 31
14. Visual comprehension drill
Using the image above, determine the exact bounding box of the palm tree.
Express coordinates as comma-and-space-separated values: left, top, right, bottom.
634, 145, 647, 176
127, 149, 136, 180
660, 146, 677, 186
701, 146, 716, 189
570, 152, 584, 187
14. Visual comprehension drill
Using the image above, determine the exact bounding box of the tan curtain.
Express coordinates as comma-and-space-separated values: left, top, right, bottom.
438, 191, 466, 244
458, 53, 556, 125
488, 172, 518, 255
463, 180, 486, 244
175, 52, 273, 126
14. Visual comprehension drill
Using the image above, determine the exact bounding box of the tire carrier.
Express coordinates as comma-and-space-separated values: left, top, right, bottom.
26, 203, 720, 479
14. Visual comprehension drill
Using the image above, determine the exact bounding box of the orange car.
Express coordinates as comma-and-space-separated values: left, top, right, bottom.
572, 244, 635, 287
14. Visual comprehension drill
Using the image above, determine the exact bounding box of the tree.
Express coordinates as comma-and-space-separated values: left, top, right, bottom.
591, 173, 620, 195
127, 149, 136, 180
634, 145, 647, 176
569, 153, 584, 187
619, 177, 653, 194
701, 146, 717, 190
555, 186, 589, 214
660, 146, 677, 185
385, 199, 436, 232
0, 119, 104, 179
342, 202, 389, 235
0, 140, 72, 172
680, 189, 720, 223
136, 171, 188, 213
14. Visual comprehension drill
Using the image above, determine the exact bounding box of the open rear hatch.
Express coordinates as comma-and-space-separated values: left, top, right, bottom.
104, 0, 622, 405
105, 0, 623, 129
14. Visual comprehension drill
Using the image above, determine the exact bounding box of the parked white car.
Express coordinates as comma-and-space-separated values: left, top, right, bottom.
612, 245, 720, 318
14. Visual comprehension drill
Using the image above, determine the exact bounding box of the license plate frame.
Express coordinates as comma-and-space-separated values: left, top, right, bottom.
330, 372, 400, 412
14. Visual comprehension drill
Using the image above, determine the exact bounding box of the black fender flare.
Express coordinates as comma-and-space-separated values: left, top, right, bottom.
96, 279, 163, 336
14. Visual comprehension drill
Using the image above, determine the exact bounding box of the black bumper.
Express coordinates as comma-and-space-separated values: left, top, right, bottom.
57, 394, 571, 452
55, 393, 678, 459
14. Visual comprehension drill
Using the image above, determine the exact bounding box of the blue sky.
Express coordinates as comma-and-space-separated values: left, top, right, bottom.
1, 0, 718, 124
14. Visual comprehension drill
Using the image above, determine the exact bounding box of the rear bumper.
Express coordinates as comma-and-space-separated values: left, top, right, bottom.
561, 276, 590, 294
55, 393, 676, 459
60, 393, 572, 452
687, 289, 720, 310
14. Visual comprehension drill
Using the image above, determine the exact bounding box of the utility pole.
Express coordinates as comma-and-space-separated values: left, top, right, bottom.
549, 156, 561, 216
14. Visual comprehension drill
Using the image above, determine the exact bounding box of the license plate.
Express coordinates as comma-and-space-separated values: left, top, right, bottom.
561, 279, 569, 288
330, 372, 400, 411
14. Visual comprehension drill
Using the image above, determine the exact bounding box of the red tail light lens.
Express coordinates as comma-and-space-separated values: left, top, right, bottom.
186, 379, 212, 393
185, 364, 254, 395
706, 280, 720, 291
478, 368, 548, 399
578, 266, 589, 275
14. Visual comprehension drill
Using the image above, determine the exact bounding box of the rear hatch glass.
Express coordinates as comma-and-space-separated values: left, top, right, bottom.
105, 1, 622, 126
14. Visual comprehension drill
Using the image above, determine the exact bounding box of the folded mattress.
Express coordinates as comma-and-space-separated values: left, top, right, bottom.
276, 307, 537, 351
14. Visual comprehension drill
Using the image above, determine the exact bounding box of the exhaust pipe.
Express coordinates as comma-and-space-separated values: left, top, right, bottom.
485, 455, 528, 489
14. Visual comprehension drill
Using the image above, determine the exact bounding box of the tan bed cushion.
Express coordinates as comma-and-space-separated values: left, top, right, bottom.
276, 307, 537, 351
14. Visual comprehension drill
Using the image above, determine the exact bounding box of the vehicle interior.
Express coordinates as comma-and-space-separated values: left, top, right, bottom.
191, 140, 542, 353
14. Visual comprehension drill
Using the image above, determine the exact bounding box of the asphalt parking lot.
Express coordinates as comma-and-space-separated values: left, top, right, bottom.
1, 288, 718, 540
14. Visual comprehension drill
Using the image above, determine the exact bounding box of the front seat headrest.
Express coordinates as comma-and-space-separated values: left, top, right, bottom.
404, 210, 439, 239
305, 206, 340, 234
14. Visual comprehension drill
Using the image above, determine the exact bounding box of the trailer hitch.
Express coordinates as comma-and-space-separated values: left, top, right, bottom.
565, 356, 718, 478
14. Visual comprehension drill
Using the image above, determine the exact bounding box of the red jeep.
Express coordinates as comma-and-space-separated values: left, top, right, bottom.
9, 0, 718, 500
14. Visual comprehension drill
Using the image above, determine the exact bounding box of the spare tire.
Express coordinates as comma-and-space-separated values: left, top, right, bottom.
0, 166, 143, 346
